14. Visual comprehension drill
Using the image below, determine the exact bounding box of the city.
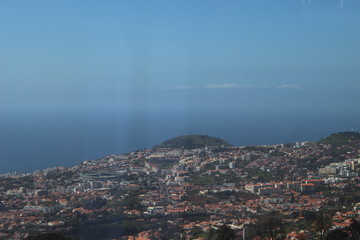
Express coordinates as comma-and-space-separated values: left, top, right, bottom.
1, 132, 360, 239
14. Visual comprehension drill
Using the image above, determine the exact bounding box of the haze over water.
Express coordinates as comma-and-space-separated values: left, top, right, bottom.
1, 0, 360, 173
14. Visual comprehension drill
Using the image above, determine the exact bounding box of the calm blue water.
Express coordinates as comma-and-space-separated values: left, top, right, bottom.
0, 109, 359, 173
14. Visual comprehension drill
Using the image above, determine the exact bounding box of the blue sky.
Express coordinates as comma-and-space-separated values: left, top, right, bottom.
1, 0, 360, 112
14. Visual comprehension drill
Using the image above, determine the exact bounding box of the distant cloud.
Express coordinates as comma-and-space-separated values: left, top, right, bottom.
165, 83, 302, 90
165, 83, 260, 90
301, 0, 344, 8
275, 84, 302, 90
205, 83, 258, 89
164, 86, 199, 90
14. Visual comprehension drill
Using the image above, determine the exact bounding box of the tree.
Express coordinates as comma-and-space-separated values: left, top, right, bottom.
350, 218, 360, 234
206, 228, 216, 240
215, 224, 236, 240
349, 219, 360, 240
313, 214, 330, 240
325, 229, 348, 240
121, 193, 143, 211
257, 214, 284, 239
207, 224, 236, 240
350, 232, 360, 240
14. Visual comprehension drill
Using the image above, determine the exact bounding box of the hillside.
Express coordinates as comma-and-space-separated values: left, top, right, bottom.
318, 131, 360, 146
156, 135, 231, 149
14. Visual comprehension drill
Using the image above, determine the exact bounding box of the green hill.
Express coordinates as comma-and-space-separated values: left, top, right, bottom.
157, 135, 231, 149
318, 131, 360, 146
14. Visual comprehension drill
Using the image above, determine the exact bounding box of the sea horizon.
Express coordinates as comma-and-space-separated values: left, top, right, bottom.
1, 109, 359, 174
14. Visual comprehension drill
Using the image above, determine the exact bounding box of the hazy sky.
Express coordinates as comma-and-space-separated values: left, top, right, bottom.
1, 0, 360, 112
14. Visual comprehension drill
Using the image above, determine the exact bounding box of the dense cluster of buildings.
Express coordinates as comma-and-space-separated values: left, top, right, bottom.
1, 139, 360, 239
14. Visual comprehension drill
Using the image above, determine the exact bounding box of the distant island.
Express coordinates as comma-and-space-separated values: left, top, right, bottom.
156, 134, 231, 149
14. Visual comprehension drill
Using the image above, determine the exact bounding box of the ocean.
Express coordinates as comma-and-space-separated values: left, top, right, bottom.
0, 109, 359, 174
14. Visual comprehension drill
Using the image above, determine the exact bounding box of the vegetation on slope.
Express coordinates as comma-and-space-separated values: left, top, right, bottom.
156, 135, 231, 149
318, 131, 360, 146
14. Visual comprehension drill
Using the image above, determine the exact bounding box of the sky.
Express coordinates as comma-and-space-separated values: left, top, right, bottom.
1, 0, 360, 112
